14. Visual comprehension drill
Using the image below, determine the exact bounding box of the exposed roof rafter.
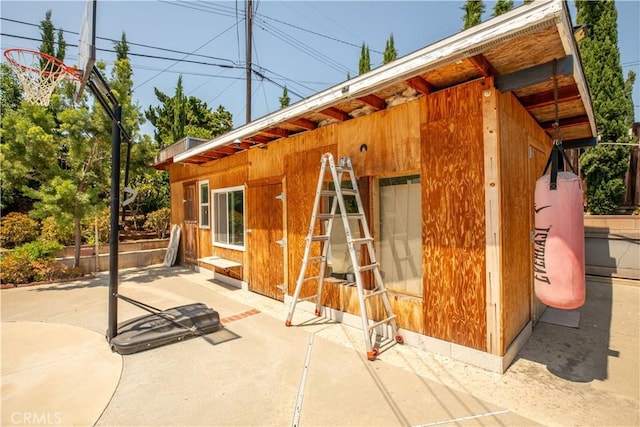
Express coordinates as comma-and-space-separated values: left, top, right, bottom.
520, 83, 581, 109
468, 54, 497, 77
404, 76, 435, 95
290, 118, 318, 130
541, 115, 590, 130
319, 107, 350, 122
260, 127, 290, 138
357, 94, 386, 110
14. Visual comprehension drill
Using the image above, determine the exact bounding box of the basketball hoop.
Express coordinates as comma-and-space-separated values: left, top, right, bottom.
3, 48, 80, 106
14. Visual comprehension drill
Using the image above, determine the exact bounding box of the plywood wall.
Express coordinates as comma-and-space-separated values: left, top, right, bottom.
499, 90, 553, 353
420, 79, 488, 351
285, 144, 337, 297
336, 101, 422, 177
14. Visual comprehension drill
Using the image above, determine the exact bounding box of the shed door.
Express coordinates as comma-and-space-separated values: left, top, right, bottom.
183, 182, 198, 264
247, 181, 285, 301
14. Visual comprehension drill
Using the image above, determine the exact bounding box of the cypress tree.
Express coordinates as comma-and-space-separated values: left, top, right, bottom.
383, 33, 397, 64
492, 0, 514, 17
461, 0, 485, 30
358, 43, 371, 75
576, 0, 635, 214
279, 86, 290, 108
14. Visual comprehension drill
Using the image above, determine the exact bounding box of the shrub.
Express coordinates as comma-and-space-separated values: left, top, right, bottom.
13, 240, 62, 260
144, 207, 171, 238
82, 209, 110, 245
41, 216, 75, 246
0, 212, 39, 248
31, 258, 69, 282
0, 240, 80, 285
0, 253, 32, 284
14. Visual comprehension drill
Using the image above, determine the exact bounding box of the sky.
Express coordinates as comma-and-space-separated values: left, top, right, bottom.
1, 0, 639, 137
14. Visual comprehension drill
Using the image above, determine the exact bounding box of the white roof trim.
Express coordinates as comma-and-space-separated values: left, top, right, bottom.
175, 0, 568, 163
556, 2, 597, 136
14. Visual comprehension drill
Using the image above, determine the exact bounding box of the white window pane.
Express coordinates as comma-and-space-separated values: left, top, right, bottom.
379, 177, 422, 296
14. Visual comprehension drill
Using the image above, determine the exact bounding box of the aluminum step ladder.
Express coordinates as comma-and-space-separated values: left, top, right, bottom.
285, 153, 403, 360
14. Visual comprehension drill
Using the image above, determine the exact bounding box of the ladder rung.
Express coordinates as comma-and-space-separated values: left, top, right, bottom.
358, 263, 379, 272
340, 189, 358, 196
367, 315, 396, 331
317, 212, 363, 220
316, 213, 334, 220
307, 256, 326, 263
350, 237, 373, 245
309, 235, 330, 242
364, 289, 388, 299
320, 190, 336, 197
302, 276, 321, 283
335, 166, 353, 174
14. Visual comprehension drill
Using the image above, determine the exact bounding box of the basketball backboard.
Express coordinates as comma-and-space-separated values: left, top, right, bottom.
75, 0, 96, 102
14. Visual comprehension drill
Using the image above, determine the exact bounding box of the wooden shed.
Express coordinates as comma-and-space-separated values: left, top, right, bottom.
154, 0, 596, 372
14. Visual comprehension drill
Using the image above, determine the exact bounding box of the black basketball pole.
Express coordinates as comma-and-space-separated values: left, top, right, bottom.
87, 66, 129, 342
107, 104, 122, 341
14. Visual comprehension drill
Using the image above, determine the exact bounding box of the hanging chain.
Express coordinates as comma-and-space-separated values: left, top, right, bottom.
552, 59, 563, 145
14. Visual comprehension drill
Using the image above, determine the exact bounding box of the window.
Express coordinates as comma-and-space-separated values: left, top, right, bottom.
199, 180, 210, 228
378, 175, 422, 296
212, 186, 245, 250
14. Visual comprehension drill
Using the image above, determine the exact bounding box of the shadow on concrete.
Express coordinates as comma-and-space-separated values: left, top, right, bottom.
516, 277, 613, 383
27, 265, 193, 292
197, 326, 241, 347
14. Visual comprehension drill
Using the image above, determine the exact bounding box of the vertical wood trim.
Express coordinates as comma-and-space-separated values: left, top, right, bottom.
482, 80, 502, 355
282, 175, 289, 295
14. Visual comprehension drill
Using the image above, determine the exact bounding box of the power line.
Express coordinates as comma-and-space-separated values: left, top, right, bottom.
0, 32, 243, 70
1, 17, 240, 66
255, 16, 353, 76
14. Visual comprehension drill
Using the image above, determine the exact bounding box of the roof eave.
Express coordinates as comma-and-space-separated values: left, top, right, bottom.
175, 0, 574, 164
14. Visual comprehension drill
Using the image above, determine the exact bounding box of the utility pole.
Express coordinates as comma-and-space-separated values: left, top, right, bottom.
245, 0, 252, 124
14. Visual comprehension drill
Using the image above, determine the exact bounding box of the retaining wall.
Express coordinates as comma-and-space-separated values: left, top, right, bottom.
584, 216, 639, 280
57, 239, 168, 274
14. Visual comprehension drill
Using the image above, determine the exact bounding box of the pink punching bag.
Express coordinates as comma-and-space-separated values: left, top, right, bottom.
533, 145, 585, 310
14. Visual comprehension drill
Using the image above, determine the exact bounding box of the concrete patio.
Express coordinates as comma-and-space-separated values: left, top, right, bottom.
1, 265, 638, 426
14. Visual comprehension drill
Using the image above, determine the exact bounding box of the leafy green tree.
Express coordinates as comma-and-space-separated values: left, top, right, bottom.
1, 64, 23, 114
576, 0, 635, 214
146, 76, 233, 149
358, 43, 371, 75
492, 0, 514, 17
383, 34, 397, 65
461, 0, 485, 30
279, 86, 290, 108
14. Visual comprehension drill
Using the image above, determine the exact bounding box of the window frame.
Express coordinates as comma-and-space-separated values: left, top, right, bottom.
198, 180, 210, 229
211, 185, 245, 251
376, 173, 423, 297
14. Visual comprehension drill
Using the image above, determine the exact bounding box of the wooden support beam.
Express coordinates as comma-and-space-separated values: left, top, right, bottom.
211, 145, 237, 155
357, 94, 386, 110
519, 84, 581, 109
404, 76, 434, 95
290, 118, 317, 130
250, 134, 272, 144
319, 106, 350, 122
468, 54, 497, 77
261, 127, 290, 138
495, 55, 573, 92
561, 137, 598, 149
541, 115, 590, 130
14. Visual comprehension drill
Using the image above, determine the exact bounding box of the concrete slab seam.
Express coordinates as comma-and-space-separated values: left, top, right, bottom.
291, 332, 315, 427
412, 409, 510, 426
